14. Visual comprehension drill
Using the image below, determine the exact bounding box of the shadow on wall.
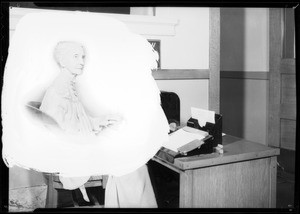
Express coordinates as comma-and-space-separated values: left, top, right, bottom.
220, 8, 245, 138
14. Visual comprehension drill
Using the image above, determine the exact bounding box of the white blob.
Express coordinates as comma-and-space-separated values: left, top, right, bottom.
2, 11, 169, 177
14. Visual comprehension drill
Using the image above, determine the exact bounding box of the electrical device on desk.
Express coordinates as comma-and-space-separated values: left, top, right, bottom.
156, 107, 223, 163
187, 110, 222, 148
176, 132, 214, 157
156, 126, 214, 163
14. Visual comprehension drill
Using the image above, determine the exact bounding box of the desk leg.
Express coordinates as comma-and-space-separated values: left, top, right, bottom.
179, 170, 193, 208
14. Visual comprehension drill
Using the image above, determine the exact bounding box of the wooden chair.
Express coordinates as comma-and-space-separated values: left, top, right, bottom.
25, 101, 108, 208
44, 174, 108, 208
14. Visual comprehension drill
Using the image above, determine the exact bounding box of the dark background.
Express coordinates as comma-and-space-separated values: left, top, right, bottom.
9, 2, 130, 14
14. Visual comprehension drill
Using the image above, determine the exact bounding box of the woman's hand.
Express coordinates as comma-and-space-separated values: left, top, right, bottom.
92, 114, 124, 133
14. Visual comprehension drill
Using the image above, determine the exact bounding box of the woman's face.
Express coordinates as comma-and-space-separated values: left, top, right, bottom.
59, 43, 86, 76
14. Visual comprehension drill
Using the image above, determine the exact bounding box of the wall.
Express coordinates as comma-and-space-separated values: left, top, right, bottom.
220, 78, 268, 144
147, 7, 210, 123
220, 8, 269, 145
152, 7, 209, 69
221, 8, 269, 72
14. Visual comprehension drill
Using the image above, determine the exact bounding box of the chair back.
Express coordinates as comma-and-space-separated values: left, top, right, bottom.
25, 101, 58, 126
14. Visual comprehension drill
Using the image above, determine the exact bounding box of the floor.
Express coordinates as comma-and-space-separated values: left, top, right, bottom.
276, 168, 295, 208
276, 148, 296, 208
8, 164, 295, 211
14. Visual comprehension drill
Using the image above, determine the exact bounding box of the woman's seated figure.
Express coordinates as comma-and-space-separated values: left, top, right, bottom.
40, 41, 118, 136
40, 41, 120, 202
40, 41, 157, 207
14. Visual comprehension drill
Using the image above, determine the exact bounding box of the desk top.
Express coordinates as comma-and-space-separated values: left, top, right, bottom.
153, 135, 280, 171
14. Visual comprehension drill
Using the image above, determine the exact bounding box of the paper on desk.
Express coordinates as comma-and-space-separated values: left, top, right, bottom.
163, 127, 208, 153
191, 107, 215, 127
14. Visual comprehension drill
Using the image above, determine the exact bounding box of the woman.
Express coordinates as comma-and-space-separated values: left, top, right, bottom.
40, 41, 157, 207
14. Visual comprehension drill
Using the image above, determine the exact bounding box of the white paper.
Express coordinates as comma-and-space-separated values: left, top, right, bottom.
163, 127, 208, 152
191, 107, 215, 127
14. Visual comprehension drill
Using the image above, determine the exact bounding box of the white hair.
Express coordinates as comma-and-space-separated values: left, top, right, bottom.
53, 41, 85, 67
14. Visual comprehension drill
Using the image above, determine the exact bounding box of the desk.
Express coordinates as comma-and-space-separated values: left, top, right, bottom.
151, 135, 280, 208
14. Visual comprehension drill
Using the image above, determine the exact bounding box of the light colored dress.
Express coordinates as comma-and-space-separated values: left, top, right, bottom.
105, 165, 157, 208
39, 71, 157, 207
40, 72, 95, 136
40, 71, 93, 201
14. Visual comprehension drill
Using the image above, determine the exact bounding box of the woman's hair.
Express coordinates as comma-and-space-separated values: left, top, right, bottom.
53, 41, 85, 67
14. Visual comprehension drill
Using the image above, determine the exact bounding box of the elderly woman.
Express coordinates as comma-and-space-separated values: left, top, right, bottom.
39, 41, 157, 207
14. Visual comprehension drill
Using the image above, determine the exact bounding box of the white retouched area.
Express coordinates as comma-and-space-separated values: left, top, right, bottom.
9, 7, 178, 37
10, 7, 210, 70
2, 10, 169, 177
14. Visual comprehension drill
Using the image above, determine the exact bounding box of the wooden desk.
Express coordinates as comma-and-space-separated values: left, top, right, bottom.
152, 135, 280, 208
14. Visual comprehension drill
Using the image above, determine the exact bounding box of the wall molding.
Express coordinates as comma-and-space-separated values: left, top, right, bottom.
152, 69, 209, 80
153, 70, 269, 81
220, 71, 269, 80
